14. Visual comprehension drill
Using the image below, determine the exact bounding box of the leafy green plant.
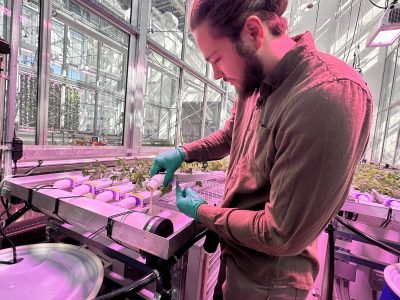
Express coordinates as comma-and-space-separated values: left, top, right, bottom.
207, 159, 229, 172
159, 184, 173, 197
195, 181, 203, 187
352, 163, 400, 198
178, 158, 229, 173
81, 157, 230, 193
82, 161, 111, 180
82, 158, 152, 188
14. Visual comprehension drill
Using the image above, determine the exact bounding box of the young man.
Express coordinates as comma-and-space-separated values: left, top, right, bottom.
150, 0, 372, 299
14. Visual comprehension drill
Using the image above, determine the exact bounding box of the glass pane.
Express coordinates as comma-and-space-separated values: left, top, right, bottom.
186, 32, 206, 75
379, 49, 397, 110
53, 0, 129, 45
48, 0, 129, 145
381, 105, 400, 165
0, 0, 11, 144
16, 0, 40, 145
143, 51, 179, 146
148, 49, 180, 74
390, 48, 400, 106
0, 0, 11, 40
149, 0, 185, 59
227, 83, 236, 99
95, 0, 135, 23
181, 73, 204, 143
96, 93, 124, 145
220, 98, 234, 128
371, 111, 388, 163
204, 87, 221, 136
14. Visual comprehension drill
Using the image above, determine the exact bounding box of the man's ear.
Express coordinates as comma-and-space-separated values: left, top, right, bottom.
240, 16, 264, 49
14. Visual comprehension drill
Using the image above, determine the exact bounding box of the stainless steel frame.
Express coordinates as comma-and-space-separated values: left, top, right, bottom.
3, 0, 234, 172
6, 171, 195, 259
131, 0, 151, 154
2, 0, 22, 178
5, 170, 225, 259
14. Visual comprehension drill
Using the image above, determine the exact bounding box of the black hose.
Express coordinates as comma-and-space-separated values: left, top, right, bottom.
369, 0, 387, 9
0, 224, 17, 264
94, 271, 159, 300
335, 216, 400, 256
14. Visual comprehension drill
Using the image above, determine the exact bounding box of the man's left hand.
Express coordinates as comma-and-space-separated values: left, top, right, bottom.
176, 184, 207, 221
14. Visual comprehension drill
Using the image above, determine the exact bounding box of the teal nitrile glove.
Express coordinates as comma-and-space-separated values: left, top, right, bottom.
150, 147, 186, 187
176, 184, 207, 221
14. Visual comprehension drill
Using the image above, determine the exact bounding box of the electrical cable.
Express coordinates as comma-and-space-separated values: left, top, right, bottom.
0, 160, 44, 191
77, 225, 107, 250
95, 271, 159, 300
342, 0, 354, 61
0, 221, 18, 264
0, 197, 10, 219
328, 214, 400, 299
24, 160, 43, 176
345, 0, 363, 63
94, 228, 208, 299
369, 0, 387, 9
313, 0, 321, 38
335, 216, 400, 256
380, 206, 393, 227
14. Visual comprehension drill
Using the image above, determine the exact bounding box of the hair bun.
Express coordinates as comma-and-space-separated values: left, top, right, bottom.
265, 0, 288, 16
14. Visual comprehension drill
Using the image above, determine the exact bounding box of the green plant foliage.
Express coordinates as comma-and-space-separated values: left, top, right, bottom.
352, 163, 400, 198
207, 159, 229, 172
178, 158, 229, 173
159, 184, 173, 197
82, 158, 152, 186
81, 157, 229, 192
195, 181, 203, 187
82, 160, 111, 180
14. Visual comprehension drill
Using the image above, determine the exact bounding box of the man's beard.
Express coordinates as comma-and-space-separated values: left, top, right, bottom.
234, 39, 264, 101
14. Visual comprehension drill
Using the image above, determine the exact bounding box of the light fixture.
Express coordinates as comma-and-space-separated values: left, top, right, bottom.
367, 1, 400, 47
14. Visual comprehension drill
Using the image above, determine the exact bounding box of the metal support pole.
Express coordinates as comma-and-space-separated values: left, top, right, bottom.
131, 0, 151, 154
37, 0, 52, 145
3, 0, 22, 179
201, 84, 208, 138
0, 55, 7, 146
220, 88, 229, 129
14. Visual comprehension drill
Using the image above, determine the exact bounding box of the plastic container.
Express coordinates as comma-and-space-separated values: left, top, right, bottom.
147, 174, 177, 192
95, 183, 136, 202
71, 178, 128, 196
115, 196, 142, 209
53, 176, 90, 189
147, 174, 166, 192
384, 199, 400, 208
381, 263, 400, 300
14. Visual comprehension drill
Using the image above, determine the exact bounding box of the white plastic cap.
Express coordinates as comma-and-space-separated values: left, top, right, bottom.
53, 179, 71, 189
71, 185, 91, 195
95, 191, 114, 202
147, 174, 166, 192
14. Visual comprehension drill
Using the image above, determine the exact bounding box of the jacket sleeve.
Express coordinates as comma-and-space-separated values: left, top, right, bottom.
181, 99, 237, 162
198, 82, 373, 256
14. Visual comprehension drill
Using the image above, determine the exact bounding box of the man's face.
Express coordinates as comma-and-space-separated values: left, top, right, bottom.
235, 39, 265, 100
192, 22, 264, 100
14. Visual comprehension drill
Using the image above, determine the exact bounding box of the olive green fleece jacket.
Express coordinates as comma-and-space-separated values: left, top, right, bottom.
181, 32, 373, 290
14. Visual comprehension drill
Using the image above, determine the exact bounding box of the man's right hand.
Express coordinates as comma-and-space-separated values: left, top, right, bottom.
150, 147, 186, 186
